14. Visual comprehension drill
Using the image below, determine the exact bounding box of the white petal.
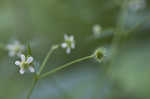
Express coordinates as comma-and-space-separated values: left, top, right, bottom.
71, 43, 75, 49
27, 57, 34, 64
21, 54, 26, 62
19, 69, 25, 74
64, 34, 69, 40
61, 43, 67, 48
29, 66, 35, 73
66, 48, 71, 54
15, 61, 21, 66
69, 35, 74, 41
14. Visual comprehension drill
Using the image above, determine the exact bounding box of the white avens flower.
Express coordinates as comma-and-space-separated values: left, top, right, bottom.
15, 54, 35, 74
6, 40, 25, 57
61, 34, 75, 54
92, 24, 102, 37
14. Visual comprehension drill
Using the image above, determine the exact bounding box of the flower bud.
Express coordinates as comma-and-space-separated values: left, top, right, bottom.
94, 47, 106, 62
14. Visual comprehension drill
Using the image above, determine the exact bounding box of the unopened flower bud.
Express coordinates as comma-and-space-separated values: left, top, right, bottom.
94, 47, 106, 62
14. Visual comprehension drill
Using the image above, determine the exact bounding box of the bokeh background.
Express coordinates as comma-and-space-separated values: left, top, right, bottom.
0, 0, 150, 99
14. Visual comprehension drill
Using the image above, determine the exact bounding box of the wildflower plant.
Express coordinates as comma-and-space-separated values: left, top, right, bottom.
0, 1, 149, 98
0, 16, 149, 98
0, 14, 149, 98
0, 0, 150, 99
0, 33, 107, 99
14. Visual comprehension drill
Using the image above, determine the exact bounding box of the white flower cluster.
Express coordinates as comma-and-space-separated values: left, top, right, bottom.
6, 32, 107, 75
7, 34, 76, 75
6, 40, 35, 75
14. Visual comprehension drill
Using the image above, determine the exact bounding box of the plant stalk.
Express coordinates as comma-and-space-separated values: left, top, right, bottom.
39, 55, 94, 79
38, 45, 59, 75
27, 76, 38, 99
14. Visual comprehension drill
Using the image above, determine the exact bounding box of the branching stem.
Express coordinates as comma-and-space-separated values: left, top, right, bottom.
39, 55, 94, 79
27, 76, 38, 99
38, 45, 59, 75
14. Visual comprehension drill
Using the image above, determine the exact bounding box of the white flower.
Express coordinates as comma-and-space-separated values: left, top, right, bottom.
93, 24, 102, 37
61, 34, 75, 54
15, 54, 35, 74
6, 40, 25, 57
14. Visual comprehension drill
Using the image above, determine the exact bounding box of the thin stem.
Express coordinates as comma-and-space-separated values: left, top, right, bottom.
27, 45, 59, 99
39, 55, 94, 79
27, 76, 38, 99
38, 45, 59, 76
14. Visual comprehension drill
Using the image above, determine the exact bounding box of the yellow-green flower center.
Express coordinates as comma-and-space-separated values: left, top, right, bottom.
14, 46, 21, 52
20, 62, 30, 69
66, 40, 72, 48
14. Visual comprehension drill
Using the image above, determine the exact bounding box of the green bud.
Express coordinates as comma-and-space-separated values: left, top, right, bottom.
94, 47, 106, 62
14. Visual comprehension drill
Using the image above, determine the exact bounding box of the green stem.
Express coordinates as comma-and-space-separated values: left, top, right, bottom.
27, 76, 38, 99
26, 45, 59, 99
37, 45, 59, 76
39, 55, 94, 79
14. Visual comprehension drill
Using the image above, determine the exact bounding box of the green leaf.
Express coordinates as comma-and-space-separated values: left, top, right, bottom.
27, 42, 32, 56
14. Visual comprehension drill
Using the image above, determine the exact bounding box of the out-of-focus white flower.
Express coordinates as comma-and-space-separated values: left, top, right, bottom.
92, 24, 102, 37
6, 40, 25, 57
15, 54, 35, 74
128, 0, 146, 11
61, 34, 75, 54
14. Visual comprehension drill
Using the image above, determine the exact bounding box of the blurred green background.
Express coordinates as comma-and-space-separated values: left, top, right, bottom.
0, 0, 150, 99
